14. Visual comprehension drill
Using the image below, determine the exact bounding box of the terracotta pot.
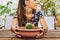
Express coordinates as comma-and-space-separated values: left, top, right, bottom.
18, 29, 42, 38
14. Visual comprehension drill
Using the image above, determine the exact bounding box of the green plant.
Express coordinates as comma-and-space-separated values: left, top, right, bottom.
0, 1, 17, 28
51, 7, 56, 16
38, 0, 55, 16
0, 1, 13, 16
25, 23, 34, 29
9, 8, 17, 16
48, 7, 56, 16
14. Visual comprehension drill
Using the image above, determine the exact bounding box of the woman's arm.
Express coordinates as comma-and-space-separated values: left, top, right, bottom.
11, 18, 19, 34
39, 17, 48, 32
11, 18, 18, 29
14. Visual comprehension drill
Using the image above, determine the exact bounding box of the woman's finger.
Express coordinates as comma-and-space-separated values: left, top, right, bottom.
14, 28, 20, 34
39, 28, 44, 33
36, 32, 43, 38
16, 34, 21, 37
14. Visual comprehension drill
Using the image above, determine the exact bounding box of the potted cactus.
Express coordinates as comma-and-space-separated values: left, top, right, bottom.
17, 23, 43, 38
25, 23, 34, 29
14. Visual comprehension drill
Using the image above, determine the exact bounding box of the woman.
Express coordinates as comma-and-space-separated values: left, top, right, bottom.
11, 0, 48, 37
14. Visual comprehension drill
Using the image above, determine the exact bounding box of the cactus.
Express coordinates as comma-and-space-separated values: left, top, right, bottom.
25, 23, 34, 29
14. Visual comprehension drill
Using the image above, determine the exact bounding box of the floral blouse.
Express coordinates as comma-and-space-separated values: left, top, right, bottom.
14, 11, 43, 27
30, 11, 43, 27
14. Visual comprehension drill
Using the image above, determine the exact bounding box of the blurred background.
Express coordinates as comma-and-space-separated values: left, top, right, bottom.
0, 0, 60, 30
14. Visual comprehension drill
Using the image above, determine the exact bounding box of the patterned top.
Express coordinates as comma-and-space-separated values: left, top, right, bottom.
30, 11, 43, 27
14, 11, 43, 27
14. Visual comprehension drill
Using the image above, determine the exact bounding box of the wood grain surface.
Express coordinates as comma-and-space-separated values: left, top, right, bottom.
0, 29, 60, 40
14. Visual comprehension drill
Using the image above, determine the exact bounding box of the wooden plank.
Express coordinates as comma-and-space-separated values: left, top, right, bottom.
12, 38, 60, 40
0, 30, 60, 38
0, 29, 14, 35
1, 32, 60, 38
0, 29, 60, 40
0, 38, 11, 40
0, 38, 60, 40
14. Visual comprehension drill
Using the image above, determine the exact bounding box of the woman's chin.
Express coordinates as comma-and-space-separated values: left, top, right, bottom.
33, 8, 36, 11
35, 7, 37, 10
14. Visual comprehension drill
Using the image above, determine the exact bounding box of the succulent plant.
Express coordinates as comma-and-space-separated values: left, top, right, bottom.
25, 23, 34, 29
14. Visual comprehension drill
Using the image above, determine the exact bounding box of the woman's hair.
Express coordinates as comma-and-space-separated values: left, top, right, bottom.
16, 0, 26, 26
16, 0, 35, 26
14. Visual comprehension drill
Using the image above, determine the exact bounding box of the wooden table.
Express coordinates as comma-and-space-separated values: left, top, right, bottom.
0, 29, 60, 40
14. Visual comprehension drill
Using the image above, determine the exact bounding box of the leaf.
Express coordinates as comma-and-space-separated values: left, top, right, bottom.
0, 1, 17, 16
7, 1, 13, 6
9, 12, 15, 16
51, 7, 56, 16
6, 9, 11, 13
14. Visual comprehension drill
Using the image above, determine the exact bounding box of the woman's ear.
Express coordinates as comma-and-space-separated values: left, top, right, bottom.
25, 0, 29, 6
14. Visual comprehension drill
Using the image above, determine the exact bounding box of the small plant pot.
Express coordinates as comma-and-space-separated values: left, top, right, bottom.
17, 29, 42, 38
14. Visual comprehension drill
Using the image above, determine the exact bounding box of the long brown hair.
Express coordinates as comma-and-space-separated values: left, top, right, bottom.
16, 0, 26, 26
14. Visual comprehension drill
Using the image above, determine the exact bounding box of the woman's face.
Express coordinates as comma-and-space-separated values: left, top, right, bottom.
25, 0, 38, 10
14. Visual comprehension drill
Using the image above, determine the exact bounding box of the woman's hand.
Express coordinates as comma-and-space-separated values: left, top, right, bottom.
36, 28, 44, 38
11, 26, 27, 37
11, 26, 20, 35
40, 27, 48, 33
36, 27, 48, 38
